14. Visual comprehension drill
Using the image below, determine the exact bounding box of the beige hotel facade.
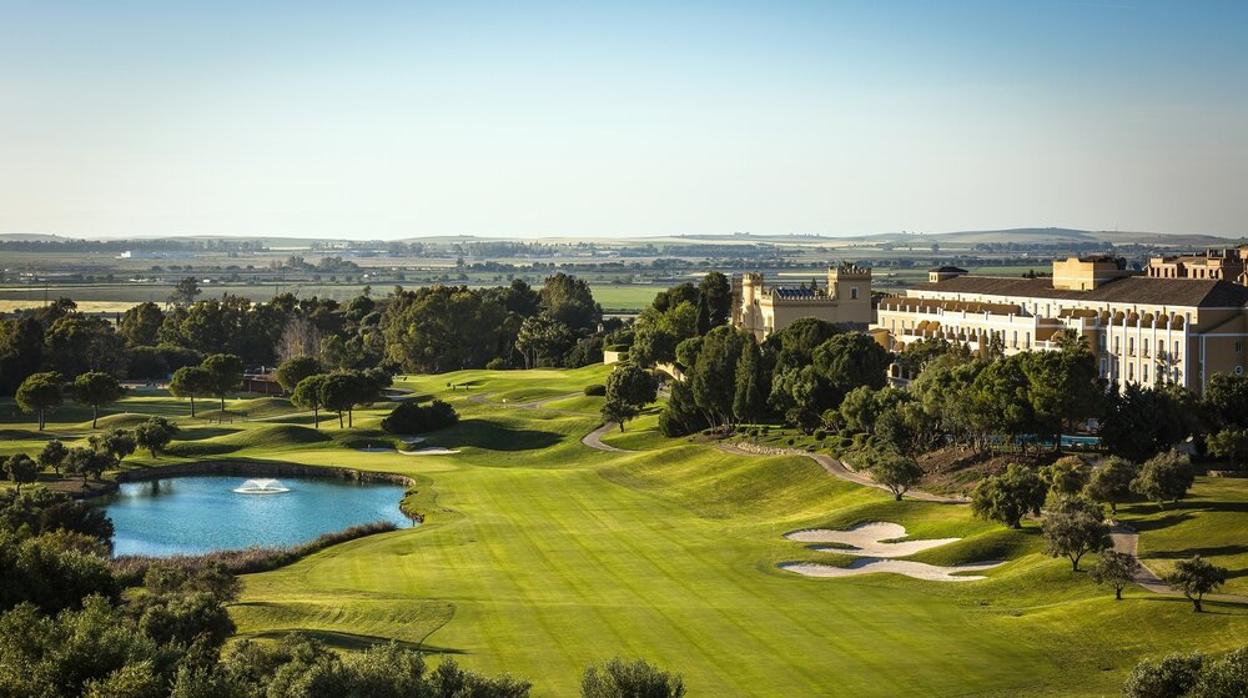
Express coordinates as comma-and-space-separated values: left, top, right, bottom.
872, 256, 1248, 393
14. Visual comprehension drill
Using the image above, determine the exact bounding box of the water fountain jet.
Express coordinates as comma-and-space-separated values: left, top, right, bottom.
232, 478, 291, 494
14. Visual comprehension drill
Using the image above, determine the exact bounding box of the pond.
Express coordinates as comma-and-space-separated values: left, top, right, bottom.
100, 475, 411, 557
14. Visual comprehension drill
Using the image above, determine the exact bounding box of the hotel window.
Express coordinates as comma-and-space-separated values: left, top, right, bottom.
1025, 331, 1031, 347
1128, 337, 1135, 356
1174, 340, 1180, 357
1098, 334, 1107, 351
1113, 337, 1120, 354
1012, 330, 1018, 348
1143, 364, 1149, 382
1099, 358, 1108, 378
850, 287, 859, 300
1157, 339, 1164, 356
1128, 363, 1134, 382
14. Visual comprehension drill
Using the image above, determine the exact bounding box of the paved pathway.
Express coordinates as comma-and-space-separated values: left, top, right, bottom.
716, 442, 968, 504
1109, 524, 1248, 604
581, 422, 633, 453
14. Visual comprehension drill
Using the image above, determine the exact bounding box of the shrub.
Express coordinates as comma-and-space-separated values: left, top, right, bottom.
486, 357, 509, 370
381, 400, 459, 435
814, 430, 827, 441
584, 384, 606, 397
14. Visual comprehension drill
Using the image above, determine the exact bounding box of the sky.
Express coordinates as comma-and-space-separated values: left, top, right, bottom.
0, 0, 1245, 240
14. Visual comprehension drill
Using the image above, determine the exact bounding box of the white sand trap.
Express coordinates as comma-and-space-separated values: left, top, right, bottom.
781, 558, 1004, 582
400, 436, 427, 446
785, 522, 960, 558
398, 447, 461, 456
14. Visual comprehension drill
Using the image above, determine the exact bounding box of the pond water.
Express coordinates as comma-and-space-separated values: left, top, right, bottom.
100, 475, 411, 557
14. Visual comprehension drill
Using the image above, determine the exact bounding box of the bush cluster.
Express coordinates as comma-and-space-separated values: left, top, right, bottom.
381, 399, 459, 434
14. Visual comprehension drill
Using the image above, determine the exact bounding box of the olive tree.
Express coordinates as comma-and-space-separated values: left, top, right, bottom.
4, 454, 39, 494
970, 463, 1047, 529
1083, 456, 1139, 517
581, 657, 685, 698
134, 417, 180, 457
38, 439, 68, 477
1090, 550, 1140, 600
1165, 555, 1228, 612
1041, 497, 1110, 571
1131, 449, 1195, 509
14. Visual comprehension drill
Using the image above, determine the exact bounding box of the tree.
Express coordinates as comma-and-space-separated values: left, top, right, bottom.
134, 417, 180, 457
1165, 555, 1228, 612
602, 364, 657, 431
514, 314, 575, 369
970, 463, 1047, 529
1100, 384, 1197, 463
1041, 497, 1110, 571
697, 271, 732, 329
169, 366, 212, 418
1083, 456, 1138, 516
1090, 550, 1140, 600
71, 372, 125, 429
1122, 652, 1205, 698
38, 440, 68, 477
3, 454, 38, 494
1206, 427, 1248, 469
581, 658, 685, 698
1042, 455, 1089, 499
170, 277, 202, 306
291, 374, 328, 428
690, 327, 750, 426
732, 338, 766, 423
1203, 372, 1248, 430
16, 372, 63, 430
90, 428, 136, 465
319, 372, 363, 428
1131, 449, 1195, 509
274, 356, 323, 394
811, 332, 890, 405
1193, 646, 1248, 697
64, 446, 116, 486
118, 302, 165, 347
539, 272, 599, 331
869, 450, 924, 501
200, 354, 243, 413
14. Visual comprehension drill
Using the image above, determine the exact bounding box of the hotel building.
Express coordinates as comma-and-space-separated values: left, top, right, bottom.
872, 256, 1248, 393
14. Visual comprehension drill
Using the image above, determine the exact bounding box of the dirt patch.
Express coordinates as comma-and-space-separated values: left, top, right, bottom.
917, 446, 1061, 497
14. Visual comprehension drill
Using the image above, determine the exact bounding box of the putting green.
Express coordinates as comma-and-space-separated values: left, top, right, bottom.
2, 366, 1246, 695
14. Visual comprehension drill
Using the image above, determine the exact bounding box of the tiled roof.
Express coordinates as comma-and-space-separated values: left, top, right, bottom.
918, 275, 1248, 308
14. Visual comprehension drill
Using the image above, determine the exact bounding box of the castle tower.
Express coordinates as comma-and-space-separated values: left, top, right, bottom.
827, 264, 872, 324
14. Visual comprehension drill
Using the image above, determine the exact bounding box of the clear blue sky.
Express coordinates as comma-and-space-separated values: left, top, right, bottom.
1, 0, 1244, 239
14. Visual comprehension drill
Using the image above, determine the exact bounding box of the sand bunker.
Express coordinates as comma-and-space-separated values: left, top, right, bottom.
785, 522, 960, 558
781, 558, 1003, 582
781, 521, 1002, 582
398, 447, 461, 456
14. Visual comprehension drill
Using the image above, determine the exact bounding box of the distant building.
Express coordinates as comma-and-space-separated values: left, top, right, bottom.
732, 264, 873, 342
1146, 247, 1248, 284
873, 256, 1248, 393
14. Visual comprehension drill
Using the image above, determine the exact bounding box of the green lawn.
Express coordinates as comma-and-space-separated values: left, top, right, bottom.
2, 366, 1246, 695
